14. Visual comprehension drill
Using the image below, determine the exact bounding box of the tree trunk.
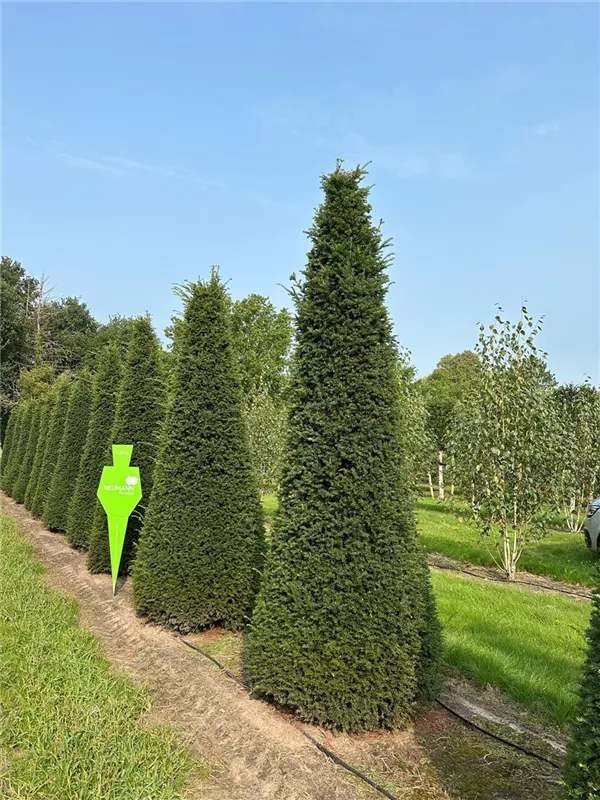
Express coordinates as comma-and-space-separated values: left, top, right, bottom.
427, 472, 435, 499
503, 532, 516, 581
438, 450, 445, 501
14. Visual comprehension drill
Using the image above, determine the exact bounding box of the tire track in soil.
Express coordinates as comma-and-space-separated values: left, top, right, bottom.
1, 494, 366, 800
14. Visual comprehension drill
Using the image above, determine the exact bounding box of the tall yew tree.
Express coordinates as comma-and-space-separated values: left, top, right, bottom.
12, 401, 43, 503
67, 344, 122, 549
564, 562, 600, 798
43, 370, 93, 531
133, 275, 265, 631
87, 317, 165, 574
24, 397, 54, 511
245, 164, 442, 731
31, 379, 72, 517
2, 402, 34, 497
0, 403, 24, 493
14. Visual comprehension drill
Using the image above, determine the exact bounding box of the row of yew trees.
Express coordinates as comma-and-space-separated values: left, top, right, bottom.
1, 165, 597, 798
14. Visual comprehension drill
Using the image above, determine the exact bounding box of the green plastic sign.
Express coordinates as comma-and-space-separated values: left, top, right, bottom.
96, 445, 142, 594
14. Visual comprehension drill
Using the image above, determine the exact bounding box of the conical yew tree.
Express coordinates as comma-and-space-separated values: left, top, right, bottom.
1, 404, 23, 493
31, 379, 72, 518
564, 561, 600, 798
24, 397, 54, 511
245, 164, 443, 731
133, 274, 265, 631
67, 344, 122, 549
43, 371, 93, 531
2, 402, 34, 497
12, 401, 43, 503
87, 317, 166, 574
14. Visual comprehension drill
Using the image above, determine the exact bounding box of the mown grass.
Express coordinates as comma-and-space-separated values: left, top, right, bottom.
0, 515, 208, 800
418, 509, 598, 587
261, 491, 278, 520
415, 494, 569, 532
433, 570, 590, 728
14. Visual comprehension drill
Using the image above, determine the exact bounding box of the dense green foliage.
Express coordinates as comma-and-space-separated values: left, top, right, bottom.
43, 297, 99, 371
244, 387, 287, 490
0, 257, 38, 431
0, 403, 23, 491
395, 355, 436, 493
133, 275, 265, 631
24, 398, 54, 511
43, 372, 93, 531
31, 379, 72, 517
12, 401, 43, 503
549, 383, 600, 533
1, 514, 205, 800
245, 165, 442, 731
564, 563, 600, 797
2, 402, 34, 496
229, 293, 293, 401
419, 351, 480, 453
87, 318, 166, 574
67, 345, 122, 549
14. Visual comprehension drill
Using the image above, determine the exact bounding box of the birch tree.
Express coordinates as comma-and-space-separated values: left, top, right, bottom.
453, 307, 554, 580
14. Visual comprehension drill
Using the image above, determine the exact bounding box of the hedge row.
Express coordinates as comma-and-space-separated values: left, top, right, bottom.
67, 343, 122, 549
87, 317, 166, 574
1, 169, 444, 734
43, 370, 93, 532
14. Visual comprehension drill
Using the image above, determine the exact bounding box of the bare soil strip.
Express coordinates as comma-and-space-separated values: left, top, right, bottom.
1, 494, 367, 800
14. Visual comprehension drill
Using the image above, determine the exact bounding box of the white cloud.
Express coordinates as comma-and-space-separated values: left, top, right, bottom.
341, 133, 474, 181
531, 122, 559, 136
56, 152, 116, 172
26, 137, 213, 185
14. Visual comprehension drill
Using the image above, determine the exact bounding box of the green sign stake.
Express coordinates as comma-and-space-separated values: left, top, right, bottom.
96, 445, 142, 594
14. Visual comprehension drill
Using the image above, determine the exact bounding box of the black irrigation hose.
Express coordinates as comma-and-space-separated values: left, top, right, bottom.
434, 699, 562, 770
430, 560, 591, 600
178, 634, 564, 797
178, 636, 400, 800
294, 726, 399, 800
180, 637, 245, 686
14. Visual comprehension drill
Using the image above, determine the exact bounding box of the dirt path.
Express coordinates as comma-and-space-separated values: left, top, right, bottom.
1, 494, 367, 800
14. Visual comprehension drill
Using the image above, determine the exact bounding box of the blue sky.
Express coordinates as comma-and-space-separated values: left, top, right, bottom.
3, 2, 598, 383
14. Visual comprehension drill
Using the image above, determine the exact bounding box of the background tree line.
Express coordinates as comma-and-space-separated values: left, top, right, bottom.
3, 253, 599, 582
1, 256, 294, 493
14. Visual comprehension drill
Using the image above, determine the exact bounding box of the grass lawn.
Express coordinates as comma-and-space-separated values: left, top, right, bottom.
418, 509, 598, 588
261, 491, 278, 520
0, 515, 208, 800
433, 570, 590, 728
